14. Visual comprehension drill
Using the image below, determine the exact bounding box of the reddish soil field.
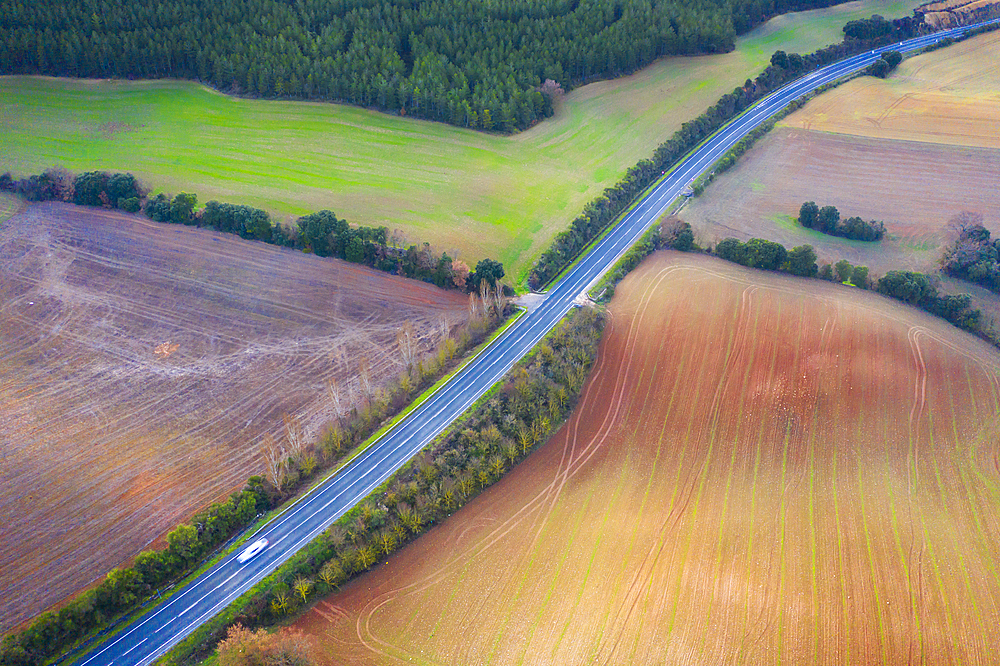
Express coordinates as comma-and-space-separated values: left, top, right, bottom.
0, 203, 468, 632
296, 253, 1000, 664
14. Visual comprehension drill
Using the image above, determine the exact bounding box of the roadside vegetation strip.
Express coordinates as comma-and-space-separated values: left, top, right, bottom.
0, 203, 498, 666
527, 13, 939, 291
0, 4, 918, 283
292, 255, 1000, 662
163, 307, 605, 665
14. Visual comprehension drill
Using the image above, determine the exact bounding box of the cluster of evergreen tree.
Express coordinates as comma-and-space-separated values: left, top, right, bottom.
798, 201, 886, 241
528, 14, 926, 288
4, 0, 858, 131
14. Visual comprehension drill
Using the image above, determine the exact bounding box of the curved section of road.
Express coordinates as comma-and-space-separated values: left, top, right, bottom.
76, 19, 998, 666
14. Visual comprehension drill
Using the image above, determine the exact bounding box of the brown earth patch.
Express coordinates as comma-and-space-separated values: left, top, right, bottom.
294, 252, 1000, 665
97, 121, 146, 138
0, 202, 468, 632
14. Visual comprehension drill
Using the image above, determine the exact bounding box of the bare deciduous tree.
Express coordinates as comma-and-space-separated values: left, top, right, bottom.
283, 413, 305, 462
326, 378, 343, 420
261, 434, 286, 490
358, 357, 373, 403
397, 321, 418, 370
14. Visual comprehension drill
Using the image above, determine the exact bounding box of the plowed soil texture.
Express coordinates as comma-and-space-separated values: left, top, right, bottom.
681, 30, 1000, 276
0, 202, 468, 633
296, 252, 1000, 665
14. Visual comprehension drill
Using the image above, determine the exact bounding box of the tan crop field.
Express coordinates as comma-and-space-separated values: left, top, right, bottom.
681, 127, 1000, 274
782, 29, 1000, 149
0, 203, 468, 632
296, 252, 1000, 665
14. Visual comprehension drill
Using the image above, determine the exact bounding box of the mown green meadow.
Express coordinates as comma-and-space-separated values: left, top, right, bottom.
0, 1, 913, 282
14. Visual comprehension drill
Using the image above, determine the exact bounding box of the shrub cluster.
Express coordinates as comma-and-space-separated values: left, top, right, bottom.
708, 235, 981, 332
865, 49, 902, 77
166, 306, 605, 664
798, 202, 886, 241
942, 218, 1000, 292
528, 15, 924, 289
877, 270, 982, 330
1, 169, 504, 293
713, 237, 821, 276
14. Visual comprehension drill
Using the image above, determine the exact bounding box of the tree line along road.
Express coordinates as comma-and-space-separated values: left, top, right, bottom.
74, 18, 999, 666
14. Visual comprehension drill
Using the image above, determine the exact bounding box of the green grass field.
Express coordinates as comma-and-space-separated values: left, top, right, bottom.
0, 1, 913, 283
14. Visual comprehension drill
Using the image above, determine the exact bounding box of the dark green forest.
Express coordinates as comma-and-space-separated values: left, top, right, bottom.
3, 0, 848, 130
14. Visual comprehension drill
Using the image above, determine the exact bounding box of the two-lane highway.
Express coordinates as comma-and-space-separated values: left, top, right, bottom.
76, 19, 998, 665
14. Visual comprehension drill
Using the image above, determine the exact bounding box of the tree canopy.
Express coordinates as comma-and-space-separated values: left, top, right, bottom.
2, 0, 856, 131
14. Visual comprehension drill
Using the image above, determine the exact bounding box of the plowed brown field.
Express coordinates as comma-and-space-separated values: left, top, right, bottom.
0, 203, 468, 632
297, 252, 1000, 665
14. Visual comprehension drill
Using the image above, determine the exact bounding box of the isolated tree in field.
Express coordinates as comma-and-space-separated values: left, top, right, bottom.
376, 530, 396, 555
271, 585, 292, 615
283, 413, 305, 462
745, 238, 786, 270
799, 201, 819, 229
326, 378, 343, 422
170, 193, 197, 225
851, 265, 870, 289
818, 205, 840, 234
452, 259, 470, 289
318, 559, 345, 588
471, 258, 505, 291
358, 357, 374, 404
835, 259, 853, 283
292, 576, 313, 604
714, 237, 746, 264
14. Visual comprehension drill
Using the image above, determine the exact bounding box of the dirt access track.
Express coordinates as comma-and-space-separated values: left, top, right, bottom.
0, 203, 468, 633
297, 253, 1000, 665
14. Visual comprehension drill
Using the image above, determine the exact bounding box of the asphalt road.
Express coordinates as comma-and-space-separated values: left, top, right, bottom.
76, 19, 998, 666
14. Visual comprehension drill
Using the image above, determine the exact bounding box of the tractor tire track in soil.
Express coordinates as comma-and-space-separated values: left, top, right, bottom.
0, 202, 469, 633
296, 252, 1000, 665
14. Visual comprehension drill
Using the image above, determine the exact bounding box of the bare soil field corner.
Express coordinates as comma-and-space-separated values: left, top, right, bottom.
0, 203, 469, 633
296, 252, 1000, 665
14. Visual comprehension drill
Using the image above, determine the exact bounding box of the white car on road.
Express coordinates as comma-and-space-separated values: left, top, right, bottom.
237, 537, 268, 564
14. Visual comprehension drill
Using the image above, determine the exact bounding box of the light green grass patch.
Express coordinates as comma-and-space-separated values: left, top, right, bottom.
0, 1, 915, 284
